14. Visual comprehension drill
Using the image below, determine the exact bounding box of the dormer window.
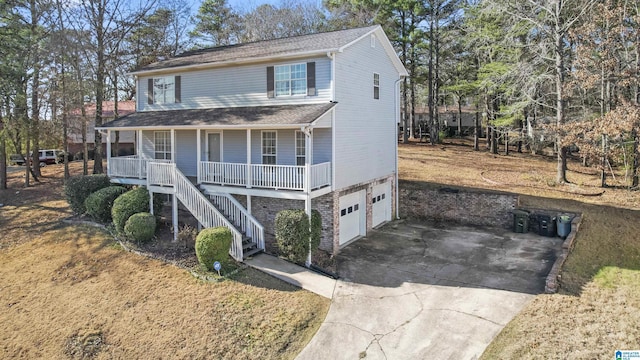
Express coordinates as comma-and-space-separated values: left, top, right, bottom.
147, 76, 181, 105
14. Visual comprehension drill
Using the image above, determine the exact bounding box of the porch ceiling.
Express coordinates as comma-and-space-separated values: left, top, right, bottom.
98, 103, 336, 130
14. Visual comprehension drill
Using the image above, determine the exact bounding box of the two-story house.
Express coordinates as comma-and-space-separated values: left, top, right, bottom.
98, 25, 408, 262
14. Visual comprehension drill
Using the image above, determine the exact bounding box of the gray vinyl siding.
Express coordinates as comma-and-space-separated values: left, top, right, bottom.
175, 130, 197, 176
313, 128, 331, 164
138, 57, 332, 112
333, 29, 401, 190
222, 130, 246, 163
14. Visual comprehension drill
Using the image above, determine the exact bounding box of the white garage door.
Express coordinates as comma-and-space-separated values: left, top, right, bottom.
372, 182, 391, 227
339, 190, 365, 246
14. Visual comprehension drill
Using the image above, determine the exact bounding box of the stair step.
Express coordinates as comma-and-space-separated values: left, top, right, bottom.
242, 241, 257, 250
243, 247, 263, 259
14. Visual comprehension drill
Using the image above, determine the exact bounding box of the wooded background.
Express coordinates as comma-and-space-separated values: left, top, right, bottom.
1, 0, 638, 190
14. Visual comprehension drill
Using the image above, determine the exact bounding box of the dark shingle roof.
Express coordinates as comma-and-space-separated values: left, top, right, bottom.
99, 103, 337, 129
137, 26, 378, 72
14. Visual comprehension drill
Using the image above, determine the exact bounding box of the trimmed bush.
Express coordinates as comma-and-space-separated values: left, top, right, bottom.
196, 227, 233, 270
112, 187, 164, 234
84, 186, 127, 222
275, 209, 322, 264
64, 174, 111, 215
124, 212, 156, 243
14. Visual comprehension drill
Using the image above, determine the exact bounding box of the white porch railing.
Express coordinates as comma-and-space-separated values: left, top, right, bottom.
207, 193, 265, 252
147, 162, 246, 262
108, 156, 171, 179
198, 161, 331, 191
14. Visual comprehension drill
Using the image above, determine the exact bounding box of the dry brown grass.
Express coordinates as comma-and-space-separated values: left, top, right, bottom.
399, 139, 640, 359
0, 162, 329, 359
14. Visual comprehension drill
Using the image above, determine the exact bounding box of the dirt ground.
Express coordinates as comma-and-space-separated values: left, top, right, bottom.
399, 139, 640, 359
0, 162, 329, 359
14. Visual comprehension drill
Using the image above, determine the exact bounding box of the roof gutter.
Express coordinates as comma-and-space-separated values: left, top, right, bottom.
129, 48, 341, 77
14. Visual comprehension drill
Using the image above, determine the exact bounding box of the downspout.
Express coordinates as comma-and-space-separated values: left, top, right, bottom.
395, 77, 403, 220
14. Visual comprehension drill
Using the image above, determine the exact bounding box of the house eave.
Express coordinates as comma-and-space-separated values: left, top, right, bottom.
128, 49, 338, 77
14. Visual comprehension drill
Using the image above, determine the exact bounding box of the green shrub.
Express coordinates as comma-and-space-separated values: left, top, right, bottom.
195, 227, 233, 270
275, 209, 322, 264
112, 187, 164, 234
124, 212, 156, 243
64, 174, 111, 215
84, 186, 127, 222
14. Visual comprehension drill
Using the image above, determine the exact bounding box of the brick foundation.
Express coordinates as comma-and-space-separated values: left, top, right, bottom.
250, 193, 334, 254
399, 180, 518, 228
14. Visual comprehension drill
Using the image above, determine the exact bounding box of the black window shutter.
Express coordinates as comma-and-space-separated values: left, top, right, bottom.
267, 66, 274, 98
147, 78, 154, 105
307, 62, 316, 96
174, 76, 181, 103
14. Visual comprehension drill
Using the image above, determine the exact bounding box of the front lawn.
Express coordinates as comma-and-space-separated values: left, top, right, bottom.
0, 162, 329, 359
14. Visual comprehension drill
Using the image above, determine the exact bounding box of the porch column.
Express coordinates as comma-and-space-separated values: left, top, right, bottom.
246, 129, 252, 188
304, 129, 312, 266
137, 129, 143, 179
196, 129, 201, 183
170, 129, 176, 163
106, 130, 111, 176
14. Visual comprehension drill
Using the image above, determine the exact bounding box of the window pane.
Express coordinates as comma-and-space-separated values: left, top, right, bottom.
292, 79, 306, 95
275, 81, 289, 96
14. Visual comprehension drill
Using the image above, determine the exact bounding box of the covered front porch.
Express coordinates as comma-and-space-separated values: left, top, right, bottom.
101, 104, 336, 195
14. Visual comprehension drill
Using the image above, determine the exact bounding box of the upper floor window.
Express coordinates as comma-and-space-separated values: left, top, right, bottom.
373, 73, 380, 100
262, 131, 277, 165
275, 63, 307, 96
148, 76, 181, 105
154, 131, 172, 160
295, 131, 306, 166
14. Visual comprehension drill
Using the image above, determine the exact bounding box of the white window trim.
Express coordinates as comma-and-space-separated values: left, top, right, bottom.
205, 131, 223, 162
275, 63, 307, 97
295, 130, 306, 166
153, 76, 175, 104
261, 130, 277, 165
374, 73, 380, 100
154, 131, 172, 160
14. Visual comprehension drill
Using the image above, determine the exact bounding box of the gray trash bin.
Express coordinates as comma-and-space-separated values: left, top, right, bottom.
557, 214, 572, 239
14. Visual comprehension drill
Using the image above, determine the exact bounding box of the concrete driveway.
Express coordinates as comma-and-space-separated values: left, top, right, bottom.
297, 221, 563, 359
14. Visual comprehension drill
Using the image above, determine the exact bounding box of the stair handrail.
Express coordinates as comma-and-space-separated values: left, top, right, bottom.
206, 192, 265, 252
148, 162, 245, 261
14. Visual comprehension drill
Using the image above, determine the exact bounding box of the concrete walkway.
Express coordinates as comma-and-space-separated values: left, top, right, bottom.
244, 254, 337, 299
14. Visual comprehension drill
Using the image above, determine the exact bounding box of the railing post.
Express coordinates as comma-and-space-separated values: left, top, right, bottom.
106, 130, 111, 177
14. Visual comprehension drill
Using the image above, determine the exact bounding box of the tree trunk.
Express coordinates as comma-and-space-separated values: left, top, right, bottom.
554, 0, 568, 184
93, 2, 105, 174
0, 116, 6, 190
113, 71, 120, 157
632, 129, 639, 188
491, 128, 498, 155
601, 134, 607, 187
428, 13, 437, 145
457, 96, 462, 137
474, 106, 480, 151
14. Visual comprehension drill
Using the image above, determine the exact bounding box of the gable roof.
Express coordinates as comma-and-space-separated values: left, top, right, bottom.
97, 103, 337, 130
134, 25, 407, 77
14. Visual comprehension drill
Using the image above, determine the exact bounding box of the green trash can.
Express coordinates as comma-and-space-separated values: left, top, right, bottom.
513, 210, 530, 233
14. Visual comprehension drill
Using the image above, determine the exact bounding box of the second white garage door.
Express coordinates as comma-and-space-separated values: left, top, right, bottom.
339, 190, 365, 246
372, 182, 391, 227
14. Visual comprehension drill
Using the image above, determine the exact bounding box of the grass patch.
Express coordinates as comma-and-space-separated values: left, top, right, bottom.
0, 161, 329, 360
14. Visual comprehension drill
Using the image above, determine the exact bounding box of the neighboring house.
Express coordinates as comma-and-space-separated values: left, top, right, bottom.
97, 26, 408, 261
405, 106, 478, 135
69, 101, 136, 156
